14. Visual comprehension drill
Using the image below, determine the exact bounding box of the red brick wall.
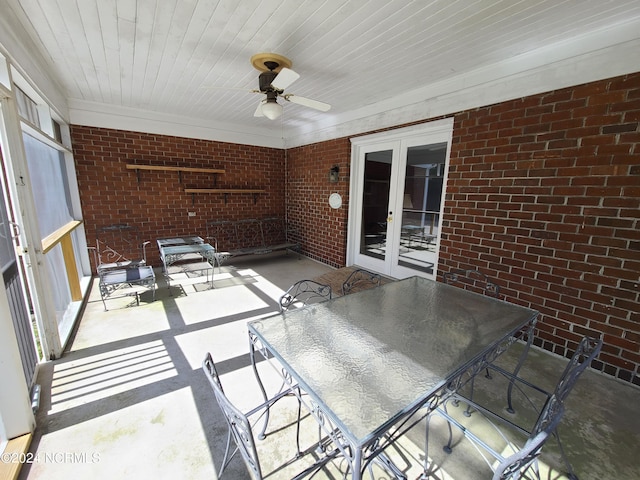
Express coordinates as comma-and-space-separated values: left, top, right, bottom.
71, 72, 639, 384
441, 73, 640, 383
71, 126, 285, 267
286, 138, 352, 268
282, 73, 639, 384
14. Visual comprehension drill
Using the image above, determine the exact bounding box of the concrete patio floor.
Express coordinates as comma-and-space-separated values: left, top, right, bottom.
18, 254, 640, 480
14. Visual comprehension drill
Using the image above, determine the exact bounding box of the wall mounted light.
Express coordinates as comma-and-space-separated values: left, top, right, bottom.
329, 165, 339, 183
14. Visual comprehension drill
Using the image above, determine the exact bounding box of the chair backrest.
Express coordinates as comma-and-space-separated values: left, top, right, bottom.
94, 224, 149, 270
532, 336, 602, 436
202, 353, 263, 480
443, 269, 500, 297
341, 268, 382, 295
279, 280, 332, 312
493, 406, 563, 480
206, 220, 236, 252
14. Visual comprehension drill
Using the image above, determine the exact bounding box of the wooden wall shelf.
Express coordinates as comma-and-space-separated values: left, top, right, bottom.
126, 164, 264, 204
184, 189, 265, 194
126, 163, 225, 184
184, 188, 265, 204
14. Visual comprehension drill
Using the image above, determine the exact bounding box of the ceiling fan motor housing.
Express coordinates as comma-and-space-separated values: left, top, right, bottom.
259, 70, 279, 92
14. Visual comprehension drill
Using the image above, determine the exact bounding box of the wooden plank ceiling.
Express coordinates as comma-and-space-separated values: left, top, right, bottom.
6, 0, 640, 142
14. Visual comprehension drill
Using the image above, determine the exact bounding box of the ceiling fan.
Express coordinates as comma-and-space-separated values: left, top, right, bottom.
250, 53, 331, 120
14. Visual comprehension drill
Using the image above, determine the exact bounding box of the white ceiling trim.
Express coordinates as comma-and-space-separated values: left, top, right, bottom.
286, 22, 640, 148
68, 98, 286, 148
69, 16, 640, 150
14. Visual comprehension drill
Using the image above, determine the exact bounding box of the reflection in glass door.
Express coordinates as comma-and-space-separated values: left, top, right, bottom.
359, 150, 392, 261
348, 119, 453, 279
396, 144, 447, 275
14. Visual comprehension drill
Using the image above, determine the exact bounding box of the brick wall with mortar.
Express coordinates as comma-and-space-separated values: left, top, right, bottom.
285, 138, 352, 268
285, 73, 639, 384
71, 126, 286, 268
71, 72, 639, 383
441, 73, 640, 384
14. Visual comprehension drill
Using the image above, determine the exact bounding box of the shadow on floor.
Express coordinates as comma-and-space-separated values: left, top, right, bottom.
19, 254, 640, 480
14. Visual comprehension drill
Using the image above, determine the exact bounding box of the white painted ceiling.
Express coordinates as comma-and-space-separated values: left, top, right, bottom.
5, 0, 640, 147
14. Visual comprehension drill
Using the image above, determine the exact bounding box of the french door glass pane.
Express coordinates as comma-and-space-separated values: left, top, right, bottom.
397, 143, 447, 275
360, 150, 392, 260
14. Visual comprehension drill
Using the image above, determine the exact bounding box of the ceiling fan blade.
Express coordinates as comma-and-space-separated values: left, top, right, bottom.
253, 100, 265, 117
271, 67, 300, 91
283, 94, 331, 112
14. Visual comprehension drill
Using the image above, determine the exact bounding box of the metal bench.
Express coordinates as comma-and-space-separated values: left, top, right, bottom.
206, 217, 300, 266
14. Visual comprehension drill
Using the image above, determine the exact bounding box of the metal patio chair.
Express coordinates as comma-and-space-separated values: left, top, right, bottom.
279, 279, 332, 312
425, 399, 564, 480
92, 224, 155, 311
443, 268, 501, 297
341, 268, 382, 295
443, 268, 505, 413
202, 352, 343, 480
429, 336, 602, 480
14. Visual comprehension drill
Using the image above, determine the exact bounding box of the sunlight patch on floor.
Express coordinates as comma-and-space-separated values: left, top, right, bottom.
50, 340, 177, 414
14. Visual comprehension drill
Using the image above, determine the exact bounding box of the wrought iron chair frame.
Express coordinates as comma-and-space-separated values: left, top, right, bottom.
279, 279, 332, 312
443, 268, 506, 414
426, 400, 564, 480
92, 224, 155, 311
443, 268, 501, 298
341, 268, 382, 295
432, 336, 602, 480
202, 352, 343, 480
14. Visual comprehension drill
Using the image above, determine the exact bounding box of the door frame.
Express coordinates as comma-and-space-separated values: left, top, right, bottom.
347, 118, 454, 278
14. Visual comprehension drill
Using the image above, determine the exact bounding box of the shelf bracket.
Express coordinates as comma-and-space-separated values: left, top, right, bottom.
135, 169, 141, 183
178, 171, 183, 184
224, 193, 229, 204
253, 193, 259, 204
191, 193, 195, 205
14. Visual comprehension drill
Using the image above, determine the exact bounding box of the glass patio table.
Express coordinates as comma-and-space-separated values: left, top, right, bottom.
248, 276, 538, 479
157, 236, 217, 288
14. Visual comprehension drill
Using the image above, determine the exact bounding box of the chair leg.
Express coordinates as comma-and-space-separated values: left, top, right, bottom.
247, 337, 277, 441
100, 285, 108, 311
295, 388, 302, 457
463, 367, 492, 416
441, 402, 455, 454
422, 410, 440, 478
217, 429, 235, 479
506, 327, 535, 413
374, 450, 407, 479
463, 378, 476, 417
315, 422, 325, 454
553, 429, 580, 480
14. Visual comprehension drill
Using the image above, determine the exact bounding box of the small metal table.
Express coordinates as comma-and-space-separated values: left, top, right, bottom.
248, 276, 537, 479
157, 236, 217, 289
156, 236, 204, 248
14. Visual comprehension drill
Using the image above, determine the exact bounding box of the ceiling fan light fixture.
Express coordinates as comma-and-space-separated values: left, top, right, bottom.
261, 98, 282, 120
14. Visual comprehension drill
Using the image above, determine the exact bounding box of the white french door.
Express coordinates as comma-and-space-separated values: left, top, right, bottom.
347, 119, 453, 279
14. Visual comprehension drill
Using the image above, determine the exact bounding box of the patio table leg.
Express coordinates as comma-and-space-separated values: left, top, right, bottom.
505, 317, 537, 413
248, 332, 272, 440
